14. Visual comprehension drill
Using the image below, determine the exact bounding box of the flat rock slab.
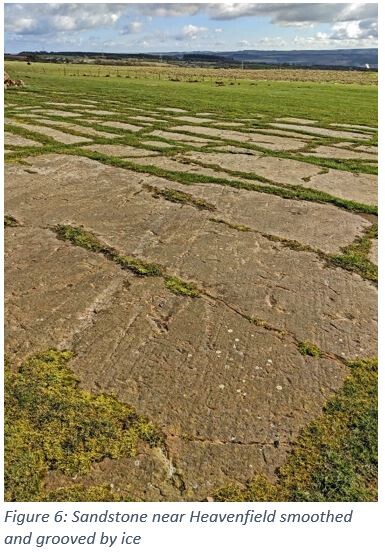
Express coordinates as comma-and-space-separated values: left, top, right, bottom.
185, 151, 321, 185
213, 145, 259, 155
98, 121, 143, 132
4, 132, 42, 147
5, 154, 371, 255
330, 124, 378, 132
184, 152, 378, 205
334, 143, 378, 155
271, 123, 372, 140
276, 117, 318, 125
141, 140, 175, 149
127, 155, 252, 181
149, 129, 215, 145
131, 115, 168, 123
37, 119, 117, 139
159, 107, 187, 113
68, 278, 348, 499
5, 155, 376, 362
32, 109, 82, 118
80, 144, 158, 157
7, 121, 91, 145
212, 121, 245, 128
83, 110, 117, 116
5, 226, 124, 363
47, 102, 93, 108
306, 169, 377, 206
300, 145, 377, 161
171, 125, 307, 151
148, 179, 370, 253
175, 116, 215, 124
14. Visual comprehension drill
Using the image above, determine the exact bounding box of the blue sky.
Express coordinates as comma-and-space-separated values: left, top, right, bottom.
4, 3, 378, 53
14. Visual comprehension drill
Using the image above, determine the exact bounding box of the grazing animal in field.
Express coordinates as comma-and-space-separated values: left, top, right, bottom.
4, 71, 24, 89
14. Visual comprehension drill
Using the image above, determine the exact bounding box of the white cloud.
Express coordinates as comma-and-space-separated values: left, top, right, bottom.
121, 21, 143, 35
5, 3, 126, 35
4, 2, 378, 51
176, 24, 208, 41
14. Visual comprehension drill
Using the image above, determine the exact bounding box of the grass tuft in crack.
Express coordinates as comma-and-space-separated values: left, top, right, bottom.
328, 223, 377, 282
4, 214, 20, 227
113, 254, 163, 277
298, 341, 322, 357
4, 349, 162, 501
165, 276, 200, 297
147, 184, 216, 212
54, 224, 199, 296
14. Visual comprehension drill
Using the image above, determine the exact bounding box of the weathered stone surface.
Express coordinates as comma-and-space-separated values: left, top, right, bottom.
6, 120, 91, 144
184, 151, 321, 184
80, 144, 159, 157
5, 155, 376, 363
5, 154, 371, 253
176, 116, 215, 124
4, 89, 378, 504
32, 109, 82, 118
131, 115, 168, 123
37, 119, 117, 139
184, 151, 378, 204
67, 279, 348, 499
276, 117, 318, 125
271, 123, 372, 140
330, 123, 378, 132
5, 226, 124, 363
305, 169, 377, 205
300, 145, 377, 161
4, 132, 42, 147
84, 109, 117, 116
171, 125, 307, 151
158, 107, 187, 113
149, 129, 215, 144
141, 140, 174, 149
97, 121, 143, 132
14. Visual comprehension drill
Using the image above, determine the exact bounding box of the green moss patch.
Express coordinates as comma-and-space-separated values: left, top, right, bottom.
113, 254, 163, 277
55, 223, 109, 253
4, 214, 20, 227
148, 185, 216, 212
42, 485, 130, 502
165, 276, 200, 297
214, 358, 377, 502
298, 341, 322, 357
5, 349, 162, 501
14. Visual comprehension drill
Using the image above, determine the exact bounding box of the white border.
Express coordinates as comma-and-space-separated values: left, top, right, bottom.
1, 2, 382, 552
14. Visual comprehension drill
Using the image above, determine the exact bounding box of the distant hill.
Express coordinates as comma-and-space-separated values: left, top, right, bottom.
166, 48, 378, 68
9, 48, 378, 69
220, 48, 378, 68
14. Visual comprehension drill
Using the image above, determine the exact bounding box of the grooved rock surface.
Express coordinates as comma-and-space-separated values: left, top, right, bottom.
5, 123, 377, 500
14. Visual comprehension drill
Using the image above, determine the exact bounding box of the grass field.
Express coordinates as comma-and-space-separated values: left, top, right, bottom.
4, 60, 378, 502
6, 61, 378, 125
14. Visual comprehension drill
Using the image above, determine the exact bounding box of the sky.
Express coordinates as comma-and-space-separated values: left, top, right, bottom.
4, 3, 378, 54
